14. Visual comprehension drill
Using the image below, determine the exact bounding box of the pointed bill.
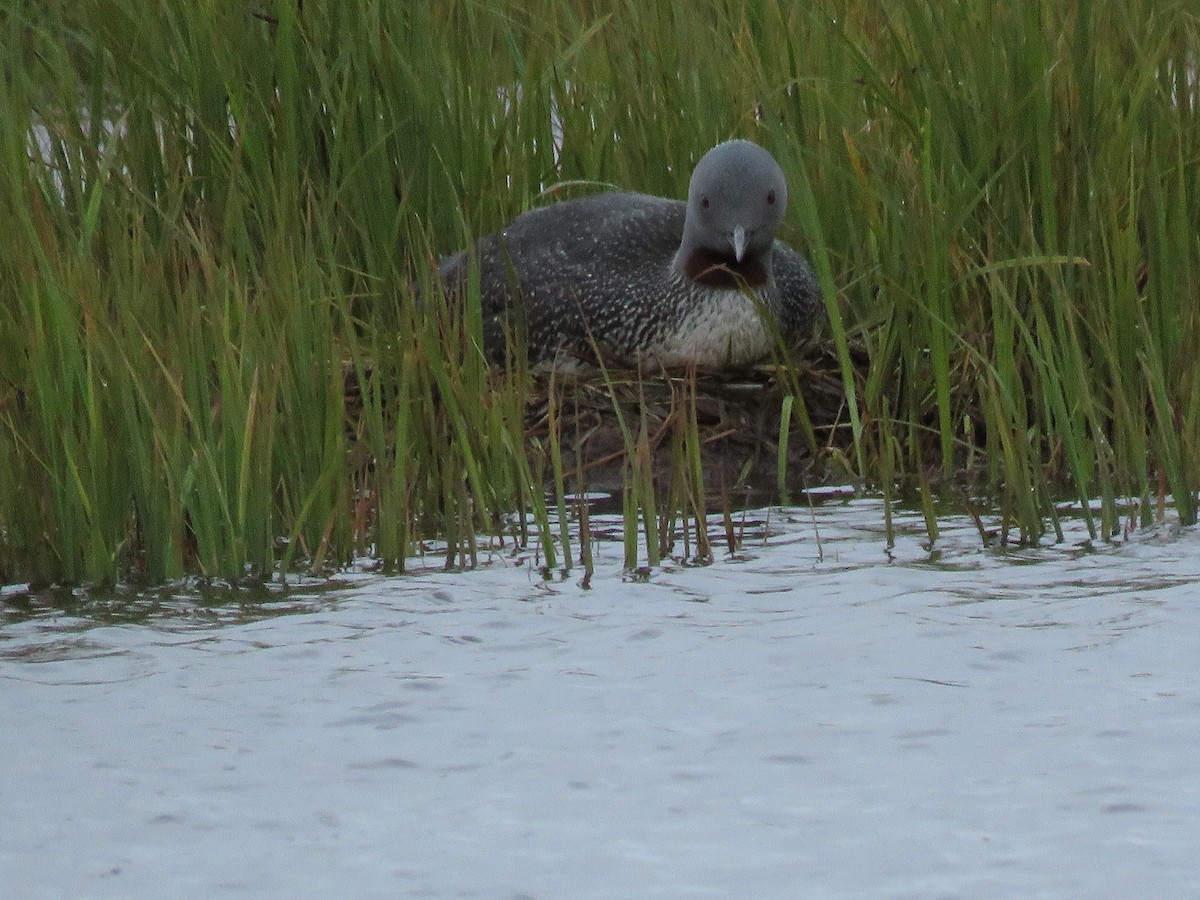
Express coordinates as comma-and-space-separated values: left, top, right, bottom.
732, 224, 747, 262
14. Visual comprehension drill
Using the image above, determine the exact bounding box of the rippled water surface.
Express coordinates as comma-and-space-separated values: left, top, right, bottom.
3, 497, 1199, 899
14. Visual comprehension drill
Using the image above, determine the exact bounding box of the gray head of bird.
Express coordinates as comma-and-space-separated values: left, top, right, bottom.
679, 139, 789, 268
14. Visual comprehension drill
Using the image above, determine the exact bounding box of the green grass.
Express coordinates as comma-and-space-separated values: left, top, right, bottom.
1, 0, 1198, 587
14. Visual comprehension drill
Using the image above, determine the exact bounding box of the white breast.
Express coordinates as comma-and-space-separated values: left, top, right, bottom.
642, 288, 775, 369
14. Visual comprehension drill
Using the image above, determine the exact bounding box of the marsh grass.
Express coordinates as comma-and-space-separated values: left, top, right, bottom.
2, 0, 1198, 587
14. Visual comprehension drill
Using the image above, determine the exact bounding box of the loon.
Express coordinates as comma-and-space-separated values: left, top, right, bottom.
438, 139, 823, 369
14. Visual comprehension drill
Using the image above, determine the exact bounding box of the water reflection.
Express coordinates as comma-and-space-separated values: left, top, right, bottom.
2, 492, 1195, 638
1, 577, 348, 633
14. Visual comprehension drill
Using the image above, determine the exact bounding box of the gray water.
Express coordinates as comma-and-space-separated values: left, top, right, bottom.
3, 496, 1199, 899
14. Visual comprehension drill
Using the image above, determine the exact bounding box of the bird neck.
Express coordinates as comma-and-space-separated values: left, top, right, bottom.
674, 242, 772, 290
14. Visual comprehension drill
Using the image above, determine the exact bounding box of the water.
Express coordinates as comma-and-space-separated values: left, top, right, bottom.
3, 496, 1199, 899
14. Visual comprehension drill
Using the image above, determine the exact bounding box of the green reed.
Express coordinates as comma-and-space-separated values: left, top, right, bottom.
1, 0, 1198, 587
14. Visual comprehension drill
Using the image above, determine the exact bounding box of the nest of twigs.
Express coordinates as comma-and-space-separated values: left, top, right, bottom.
522, 342, 857, 496
344, 342, 861, 501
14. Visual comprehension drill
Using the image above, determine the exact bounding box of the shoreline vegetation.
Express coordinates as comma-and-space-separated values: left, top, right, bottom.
2, 1, 1198, 588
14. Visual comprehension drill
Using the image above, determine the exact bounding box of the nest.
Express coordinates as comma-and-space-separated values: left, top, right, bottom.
521, 343, 855, 496
344, 342, 860, 501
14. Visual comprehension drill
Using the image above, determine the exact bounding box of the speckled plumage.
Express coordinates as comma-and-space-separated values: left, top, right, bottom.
439, 140, 823, 369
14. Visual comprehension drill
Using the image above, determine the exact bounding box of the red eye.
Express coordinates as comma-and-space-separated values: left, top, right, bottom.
701, 196, 710, 209
766, 190, 776, 205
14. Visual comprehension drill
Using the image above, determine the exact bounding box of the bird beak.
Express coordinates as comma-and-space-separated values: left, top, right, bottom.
732, 225, 747, 263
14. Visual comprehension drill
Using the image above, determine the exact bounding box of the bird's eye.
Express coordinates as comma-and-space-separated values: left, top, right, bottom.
766, 190, 776, 205
701, 196, 710, 209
